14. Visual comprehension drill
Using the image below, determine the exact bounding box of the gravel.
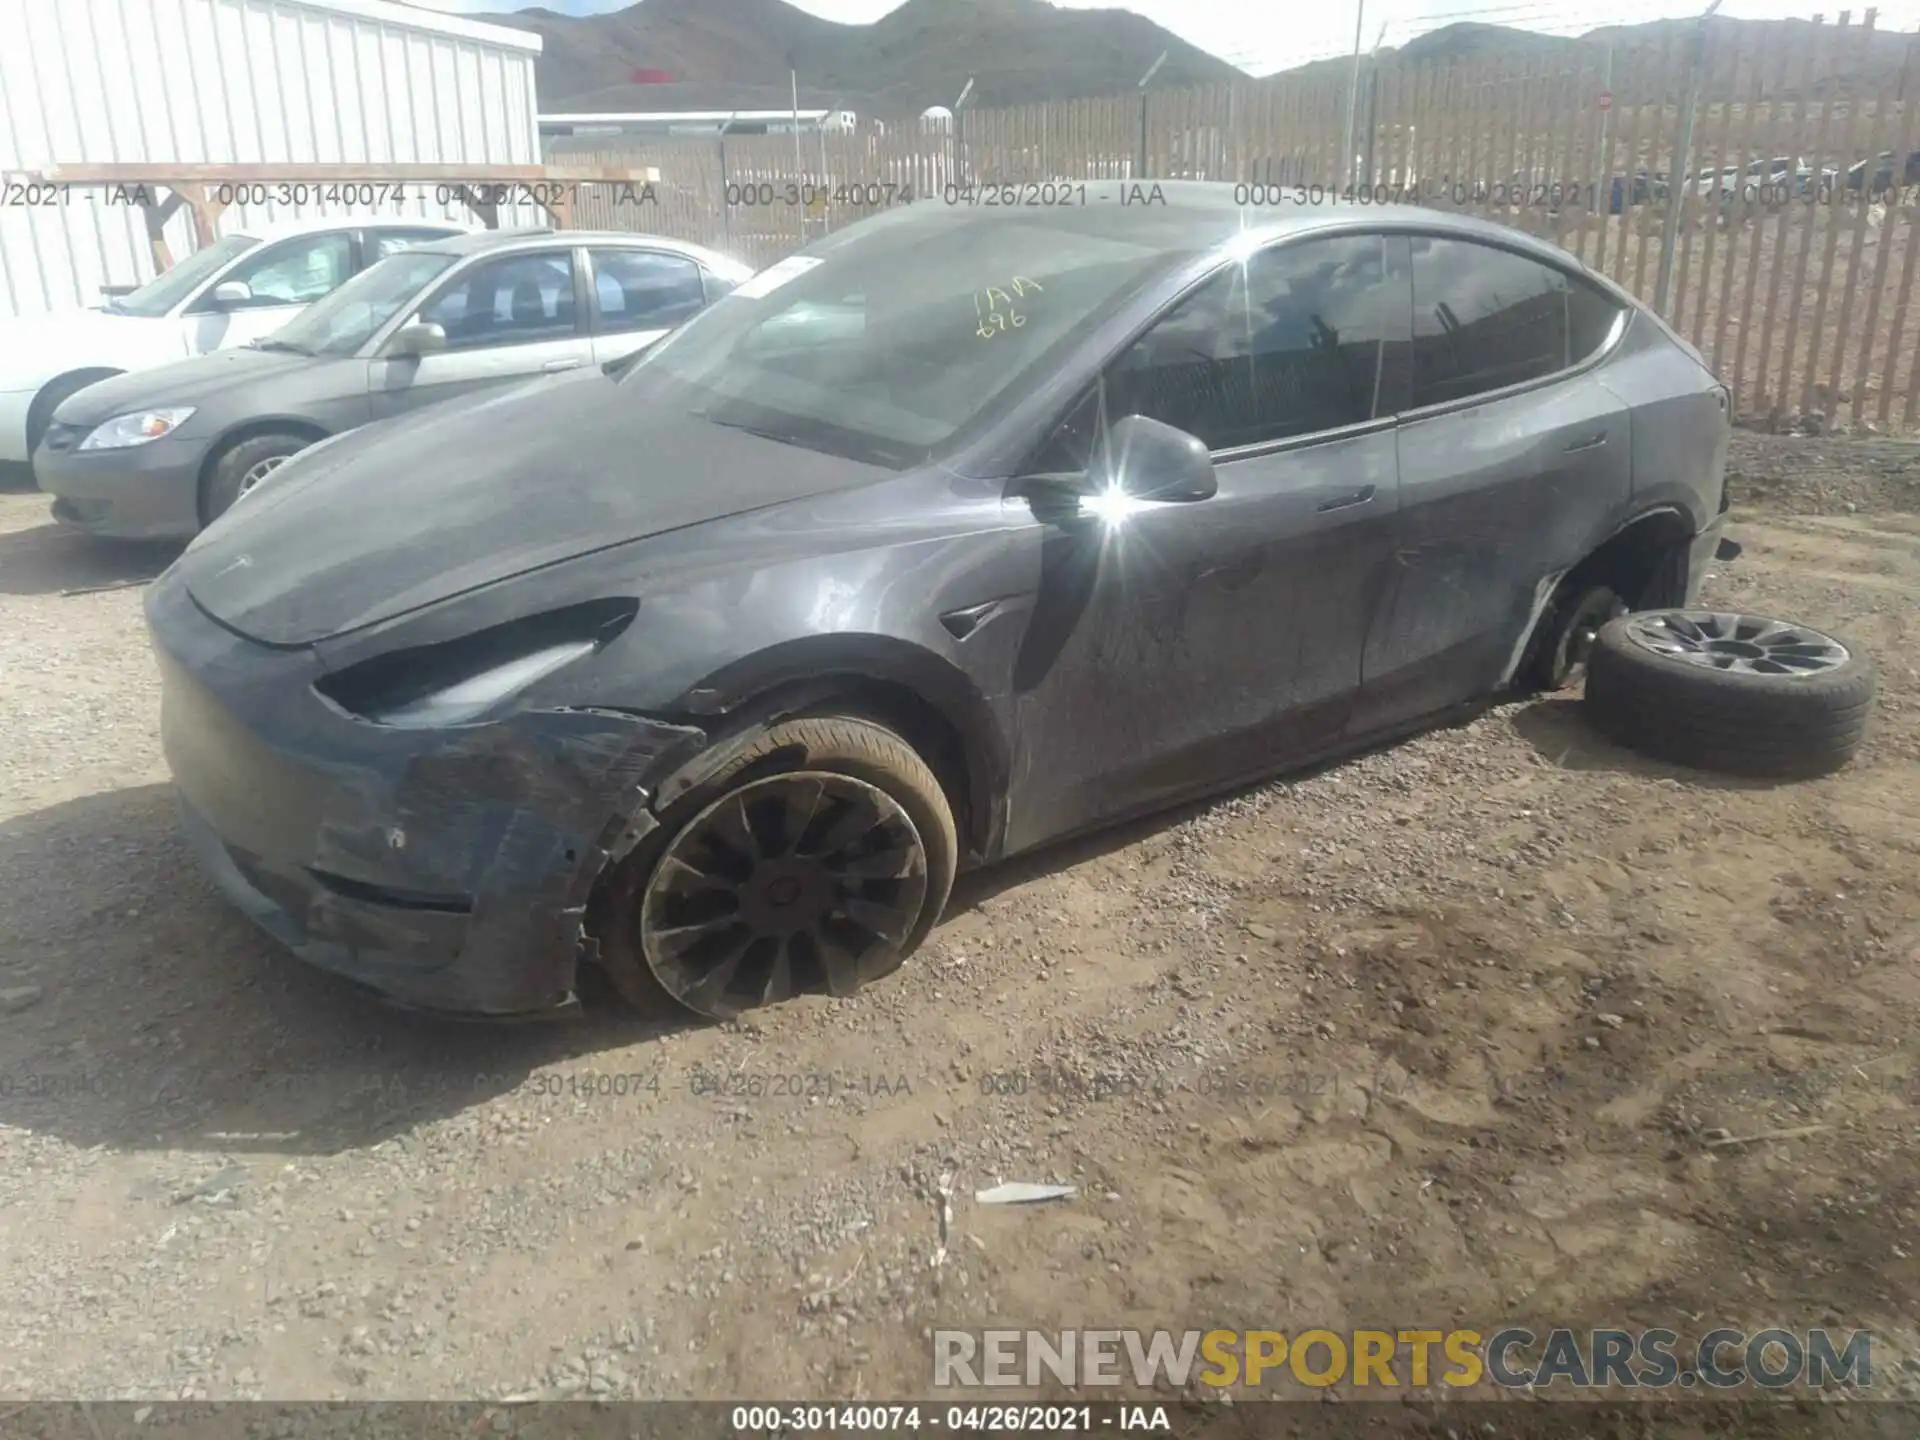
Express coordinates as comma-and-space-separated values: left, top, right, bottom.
1, 434, 1917, 1403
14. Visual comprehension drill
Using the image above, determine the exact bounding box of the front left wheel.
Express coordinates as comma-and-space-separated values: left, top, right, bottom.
200, 430, 312, 526
595, 714, 959, 1020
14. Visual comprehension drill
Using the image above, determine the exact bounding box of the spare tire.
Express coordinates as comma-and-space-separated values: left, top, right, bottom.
1584, 610, 1876, 778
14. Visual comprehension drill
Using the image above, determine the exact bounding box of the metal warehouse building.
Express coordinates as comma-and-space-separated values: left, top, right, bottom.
0, 0, 543, 317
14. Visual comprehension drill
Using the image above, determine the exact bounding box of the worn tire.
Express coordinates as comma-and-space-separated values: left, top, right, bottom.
1584, 610, 1876, 778
595, 713, 958, 1019
200, 431, 312, 526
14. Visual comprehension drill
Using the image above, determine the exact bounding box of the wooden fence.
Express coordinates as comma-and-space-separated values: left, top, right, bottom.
546, 12, 1920, 433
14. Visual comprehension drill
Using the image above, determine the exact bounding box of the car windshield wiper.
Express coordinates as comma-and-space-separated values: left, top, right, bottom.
251, 339, 312, 355
699, 412, 794, 445
699, 408, 925, 468
603, 348, 653, 379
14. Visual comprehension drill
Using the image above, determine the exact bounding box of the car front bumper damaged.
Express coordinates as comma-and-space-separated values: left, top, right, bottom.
148, 571, 707, 1017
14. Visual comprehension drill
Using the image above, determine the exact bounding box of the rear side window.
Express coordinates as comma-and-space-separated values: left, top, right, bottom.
1567, 277, 1626, 363
590, 249, 708, 334
1104, 232, 1398, 450
1409, 236, 1572, 406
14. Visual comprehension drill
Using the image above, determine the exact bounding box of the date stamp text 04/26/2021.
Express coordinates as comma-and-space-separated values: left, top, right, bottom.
0, 179, 1156, 211
8, 175, 1916, 211
729, 1403, 1173, 1433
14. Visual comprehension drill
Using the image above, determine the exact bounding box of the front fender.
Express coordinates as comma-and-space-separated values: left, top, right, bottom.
663, 632, 1017, 863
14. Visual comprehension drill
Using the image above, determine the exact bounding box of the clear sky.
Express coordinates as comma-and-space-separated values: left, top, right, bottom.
411, 0, 1920, 74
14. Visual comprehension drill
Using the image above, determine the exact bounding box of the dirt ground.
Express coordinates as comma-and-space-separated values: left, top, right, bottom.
0, 430, 1917, 1412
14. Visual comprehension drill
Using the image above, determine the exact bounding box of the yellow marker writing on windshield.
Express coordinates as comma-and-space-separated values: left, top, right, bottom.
974, 280, 1037, 339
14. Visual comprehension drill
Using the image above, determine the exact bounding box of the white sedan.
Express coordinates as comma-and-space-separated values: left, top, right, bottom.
0, 216, 470, 465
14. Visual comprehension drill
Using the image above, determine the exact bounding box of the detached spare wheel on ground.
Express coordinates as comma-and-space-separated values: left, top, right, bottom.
1583, 608, 1878, 778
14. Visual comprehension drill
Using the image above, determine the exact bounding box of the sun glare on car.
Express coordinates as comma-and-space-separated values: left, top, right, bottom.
1081, 483, 1152, 526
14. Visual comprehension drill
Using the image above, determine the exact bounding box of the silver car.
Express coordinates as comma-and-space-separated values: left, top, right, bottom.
34, 229, 754, 538
0, 217, 471, 468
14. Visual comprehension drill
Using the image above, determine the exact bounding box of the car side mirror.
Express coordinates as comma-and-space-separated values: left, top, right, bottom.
390, 321, 447, 356
209, 280, 253, 308
1090, 414, 1218, 503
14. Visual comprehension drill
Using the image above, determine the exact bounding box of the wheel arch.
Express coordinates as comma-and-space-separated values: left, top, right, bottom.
196, 418, 332, 521
1577, 504, 1700, 608
658, 633, 1012, 867
1510, 504, 1703, 688
26, 367, 125, 450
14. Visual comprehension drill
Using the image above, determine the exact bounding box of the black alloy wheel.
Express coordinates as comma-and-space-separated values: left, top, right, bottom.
639, 770, 931, 1016
596, 713, 959, 1021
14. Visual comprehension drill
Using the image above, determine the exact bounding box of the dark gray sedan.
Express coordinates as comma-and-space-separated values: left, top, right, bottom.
35, 229, 752, 538
146, 184, 1737, 1021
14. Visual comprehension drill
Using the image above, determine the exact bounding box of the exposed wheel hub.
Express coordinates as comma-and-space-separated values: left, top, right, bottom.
639, 770, 929, 1018
1551, 586, 1626, 687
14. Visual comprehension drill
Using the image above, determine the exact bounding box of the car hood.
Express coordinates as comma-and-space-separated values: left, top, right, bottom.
0, 307, 183, 389
54, 347, 314, 424
176, 369, 894, 647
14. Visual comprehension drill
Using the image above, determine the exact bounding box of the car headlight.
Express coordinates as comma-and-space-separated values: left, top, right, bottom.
79, 407, 196, 450
314, 599, 638, 729
368, 641, 597, 728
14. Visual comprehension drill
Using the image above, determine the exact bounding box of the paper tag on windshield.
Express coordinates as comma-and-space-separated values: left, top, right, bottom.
730, 254, 823, 300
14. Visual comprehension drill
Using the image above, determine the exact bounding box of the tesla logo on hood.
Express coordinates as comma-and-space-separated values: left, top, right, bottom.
214, 556, 252, 578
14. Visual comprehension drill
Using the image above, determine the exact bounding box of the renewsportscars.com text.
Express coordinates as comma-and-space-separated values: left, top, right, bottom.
932, 1327, 1873, 1391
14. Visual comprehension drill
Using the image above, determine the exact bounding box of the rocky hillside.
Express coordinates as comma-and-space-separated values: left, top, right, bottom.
483, 0, 1240, 115
478, 1, 1919, 117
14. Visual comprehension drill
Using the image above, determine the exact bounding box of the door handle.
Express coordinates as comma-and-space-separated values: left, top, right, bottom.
542, 358, 584, 373
1564, 431, 1608, 453
1316, 484, 1376, 513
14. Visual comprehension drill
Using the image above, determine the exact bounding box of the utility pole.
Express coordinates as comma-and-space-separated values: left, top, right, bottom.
1653, 0, 1723, 315
1590, 43, 1615, 247
790, 67, 805, 180
953, 77, 974, 189
1361, 19, 1387, 191
1342, 0, 1366, 190
718, 112, 738, 247
817, 96, 835, 233
1137, 51, 1167, 180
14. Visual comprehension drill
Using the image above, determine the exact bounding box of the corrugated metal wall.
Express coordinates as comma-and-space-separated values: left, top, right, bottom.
0, 0, 544, 317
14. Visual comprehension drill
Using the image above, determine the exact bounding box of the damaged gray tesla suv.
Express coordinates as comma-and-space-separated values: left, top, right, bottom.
145, 182, 1732, 1020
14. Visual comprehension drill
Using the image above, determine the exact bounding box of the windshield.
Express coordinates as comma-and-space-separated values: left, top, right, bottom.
265, 251, 457, 356
110, 233, 258, 317
621, 207, 1200, 467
